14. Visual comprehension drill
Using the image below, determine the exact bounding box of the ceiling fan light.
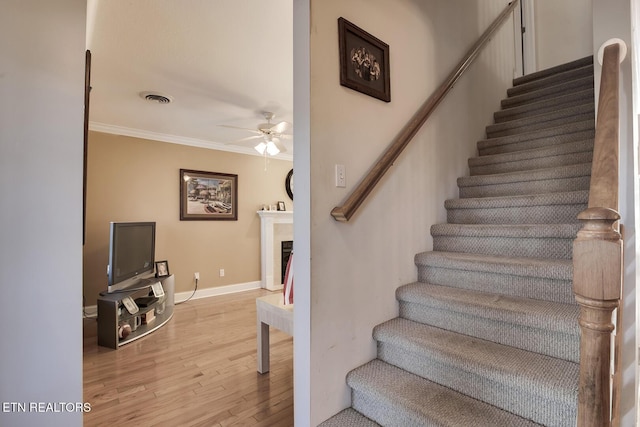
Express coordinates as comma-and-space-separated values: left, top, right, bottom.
266, 141, 280, 156
254, 142, 267, 154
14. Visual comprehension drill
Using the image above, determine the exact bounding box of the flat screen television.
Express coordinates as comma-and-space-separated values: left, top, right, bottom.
107, 221, 156, 293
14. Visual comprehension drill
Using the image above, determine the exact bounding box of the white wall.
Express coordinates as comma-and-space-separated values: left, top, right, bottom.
0, 1, 85, 426
292, 1, 311, 423
304, 0, 517, 423
632, 4, 640, 422
592, 1, 638, 425
534, 0, 593, 70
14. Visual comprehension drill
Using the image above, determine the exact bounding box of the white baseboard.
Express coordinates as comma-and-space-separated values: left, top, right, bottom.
175, 281, 262, 303
83, 281, 263, 318
83, 306, 98, 319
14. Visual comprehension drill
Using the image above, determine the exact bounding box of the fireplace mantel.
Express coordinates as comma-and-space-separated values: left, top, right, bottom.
257, 210, 293, 290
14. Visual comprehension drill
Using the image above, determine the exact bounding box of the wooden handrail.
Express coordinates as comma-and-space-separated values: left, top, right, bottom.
572, 43, 622, 427
331, 0, 519, 222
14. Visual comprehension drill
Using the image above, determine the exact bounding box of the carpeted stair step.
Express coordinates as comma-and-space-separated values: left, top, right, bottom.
415, 251, 574, 304
486, 103, 594, 138
318, 408, 380, 427
471, 148, 592, 176
459, 162, 591, 198
470, 140, 593, 175
507, 64, 594, 97
431, 223, 581, 259
494, 88, 594, 123
477, 120, 594, 156
486, 111, 593, 139
373, 319, 578, 426
397, 282, 580, 362
445, 190, 588, 225
345, 359, 543, 427
501, 75, 593, 110
513, 55, 593, 86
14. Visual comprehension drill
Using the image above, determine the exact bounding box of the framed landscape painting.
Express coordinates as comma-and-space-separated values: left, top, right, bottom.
180, 169, 238, 220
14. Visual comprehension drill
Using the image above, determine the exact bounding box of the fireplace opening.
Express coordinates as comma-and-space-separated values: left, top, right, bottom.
281, 240, 293, 284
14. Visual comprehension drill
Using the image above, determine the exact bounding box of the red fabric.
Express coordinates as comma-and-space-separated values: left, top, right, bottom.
283, 252, 294, 305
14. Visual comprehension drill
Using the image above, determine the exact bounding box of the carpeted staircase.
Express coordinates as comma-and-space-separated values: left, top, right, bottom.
320, 56, 595, 426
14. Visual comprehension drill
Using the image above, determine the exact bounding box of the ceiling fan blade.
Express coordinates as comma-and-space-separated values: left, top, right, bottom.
218, 124, 262, 135
223, 135, 263, 145
270, 121, 292, 134
272, 138, 287, 153
277, 133, 292, 140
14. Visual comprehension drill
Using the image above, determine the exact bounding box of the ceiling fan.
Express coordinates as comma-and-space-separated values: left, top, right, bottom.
220, 112, 292, 156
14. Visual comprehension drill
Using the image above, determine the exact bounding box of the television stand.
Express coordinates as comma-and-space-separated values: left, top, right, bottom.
97, 275, 175, 349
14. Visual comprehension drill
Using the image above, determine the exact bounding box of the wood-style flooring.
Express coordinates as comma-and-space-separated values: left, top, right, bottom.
83, 289, 293, 426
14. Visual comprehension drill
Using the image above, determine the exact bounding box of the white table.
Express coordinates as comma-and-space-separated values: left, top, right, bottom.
256, 293, 293, 373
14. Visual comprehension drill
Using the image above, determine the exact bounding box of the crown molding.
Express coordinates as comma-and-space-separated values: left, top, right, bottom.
88, 122, 293, 161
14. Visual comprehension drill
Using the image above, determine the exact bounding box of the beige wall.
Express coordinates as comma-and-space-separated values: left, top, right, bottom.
305, 0, 517, 423
83, 131, 293, 304
534, 0, 593, 70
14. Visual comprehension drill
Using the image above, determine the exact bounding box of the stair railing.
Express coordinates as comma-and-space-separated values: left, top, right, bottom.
572, 42, 623, 427
331, 0, 519, 222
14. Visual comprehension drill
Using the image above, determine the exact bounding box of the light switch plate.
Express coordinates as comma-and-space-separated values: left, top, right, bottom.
335, 164, 346, 188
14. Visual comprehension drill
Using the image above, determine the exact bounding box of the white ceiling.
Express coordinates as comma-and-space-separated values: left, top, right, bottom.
86, 0, 294, 160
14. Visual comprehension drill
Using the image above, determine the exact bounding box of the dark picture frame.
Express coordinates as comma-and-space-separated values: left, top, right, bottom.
277, 201, 286, 211
285, 169, 293, 201
180, 169, 238, 220
83, 49, 91, 244
338, 17, 390, 102
155, 260, 170, 278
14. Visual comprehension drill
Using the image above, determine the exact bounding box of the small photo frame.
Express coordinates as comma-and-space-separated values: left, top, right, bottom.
155, 260, 170, 278
277, 201, 286, 211
338, 17, 390, 102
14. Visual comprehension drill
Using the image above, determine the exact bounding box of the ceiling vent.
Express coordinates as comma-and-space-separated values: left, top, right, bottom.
140, 91, 173, 104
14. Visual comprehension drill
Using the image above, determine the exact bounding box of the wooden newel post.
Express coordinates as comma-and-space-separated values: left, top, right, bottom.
573, 207, 622, 427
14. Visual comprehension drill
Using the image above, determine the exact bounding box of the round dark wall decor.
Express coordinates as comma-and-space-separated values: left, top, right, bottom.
285, 169, 293, 200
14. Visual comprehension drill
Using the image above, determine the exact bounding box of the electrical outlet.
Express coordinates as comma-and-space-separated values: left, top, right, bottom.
194, 272, 200, 280
219, 269, 225, 277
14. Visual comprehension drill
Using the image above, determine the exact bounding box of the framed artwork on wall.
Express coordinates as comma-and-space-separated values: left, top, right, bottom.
83, 49, 91, 244
285, 168, 293, 200
180, 169, 238, 220
338, 17, 390, 102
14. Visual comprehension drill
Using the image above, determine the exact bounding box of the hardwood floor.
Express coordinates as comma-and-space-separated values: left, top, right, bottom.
83, 289, 293, 426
